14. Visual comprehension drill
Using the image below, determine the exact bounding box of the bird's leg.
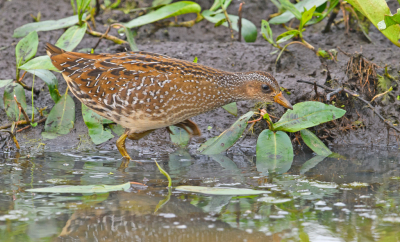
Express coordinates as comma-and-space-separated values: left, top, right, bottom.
116, 130, 131, 160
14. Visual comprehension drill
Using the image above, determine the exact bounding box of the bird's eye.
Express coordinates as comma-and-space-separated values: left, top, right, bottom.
261, 84, 270, 92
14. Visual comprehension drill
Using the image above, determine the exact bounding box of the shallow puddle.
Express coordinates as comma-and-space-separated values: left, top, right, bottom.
1, 147, 400, 241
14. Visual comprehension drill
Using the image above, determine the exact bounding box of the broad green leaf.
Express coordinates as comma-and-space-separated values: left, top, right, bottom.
256, 130, 293, 175
299, 6, 316, 30
347, 0, 400, 47
378, 8, 400, 30
270, 0, 327, 24
26, 182, 131, 194
261, 20, 275, 45
279, 0, 301, 20
42, 93, 75, 139
276, 30, 300, 44
55, 23, 87, 51
198, 136, 218, 153
15, 31, 38, 67
273, 101, 346, 132
169, 126, 190, 148
300, 129, 332, 156
110, 124, 125, 136
0, 80, 13, 88
26, 69, 61, 103
152, 0, 173, 7
299, 155, 327, 174
3, 82, 28, 121
202, 10, 257, 42
258, 196, 292, 204
123, 1, 201, 28
199, 111, 254, 154
19, 56, 59, 72
222, 102, 237, 116
13, 15, 84, 38
82, 103, 114, 145
307, 0, 339, 25
176, 186, 268, 195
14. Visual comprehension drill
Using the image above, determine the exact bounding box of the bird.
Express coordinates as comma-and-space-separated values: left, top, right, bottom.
46, 43, 292, 160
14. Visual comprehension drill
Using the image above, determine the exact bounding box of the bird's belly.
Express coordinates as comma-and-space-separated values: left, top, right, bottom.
117, 110, 170, 133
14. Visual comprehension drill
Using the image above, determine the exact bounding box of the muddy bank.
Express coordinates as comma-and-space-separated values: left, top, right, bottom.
0, 0, 399, 155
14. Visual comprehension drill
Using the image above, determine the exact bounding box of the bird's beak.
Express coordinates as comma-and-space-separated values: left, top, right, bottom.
274, 92, 293, 110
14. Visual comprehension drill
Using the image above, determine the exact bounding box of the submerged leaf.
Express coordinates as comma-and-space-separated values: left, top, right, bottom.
274, 101, 345, 132
199, 111, 254, 154
299, 155, 327, 174
176, 186, 268, 195
26, 182, 132, 194
256, 130, 294, 175
300, 129, 332, 156
42, 93, 75, 139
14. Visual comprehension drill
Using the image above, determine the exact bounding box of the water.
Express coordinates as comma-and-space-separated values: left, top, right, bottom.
0, 147, 400, 241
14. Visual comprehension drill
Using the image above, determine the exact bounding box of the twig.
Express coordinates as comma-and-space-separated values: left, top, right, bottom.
92, 25, 112, 51
238, 2, 244, 42
0, 130, 20, 149
17, 117, 47, 133
337, 46, 351, 57
220, 0, 235, 40
0, 117, 46, 130
13, 95, 30, 123
326, 87, 343, 101
297, 79, 400, 133
370, 87, 392, 103
86, 28, 127, 46
323, 3, 339, 33
95, 0, 100, 16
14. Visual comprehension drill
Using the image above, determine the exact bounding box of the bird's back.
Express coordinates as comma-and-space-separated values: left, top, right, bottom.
46, 44, 234, 133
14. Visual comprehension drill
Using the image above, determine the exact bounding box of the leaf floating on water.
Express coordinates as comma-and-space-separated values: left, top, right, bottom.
175, 186, 268, 195
26, 182, 134, 194
257, 196, 292, 204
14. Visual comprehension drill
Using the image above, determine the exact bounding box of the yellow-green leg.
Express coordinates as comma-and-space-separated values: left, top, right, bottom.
116, 130, 131, 160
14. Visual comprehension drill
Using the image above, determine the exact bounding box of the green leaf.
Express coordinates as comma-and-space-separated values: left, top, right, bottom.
13, 15, 84, 38
261, 20, 275, 45
299, 155, 327, 174
3, 82, 28, 121
270, 0, 327, 24
299, 6, 316, 30
15, 31, 38, 67
279, 0, 302, 20
317, 48, 331, 59
199, 111, 254, 154
202, 10, 257, 42
82, 103, 114, 145
175, 186, 268, 195
300, 129, 332, 156
222, 102, 237, 116
152, 0, 173, 7
110, 124, 125, 136
155, 160, 172, 187
169, 126, 190, 147
276, 30, 300, 44
0, 80, 13, 88
256, 130, 293, 175
124, 1, 201, 28
42, 93, 75, 139
273, 101, 346, 132
378, 8, 400, 30
55, 23, 87, 52
347, 0, 400, 47
26, 182, 132, 194
26, 69, 61, 103
209, 0, 232, 11
214, 18, 227, 27
124, 27, 139, 51
19, 56, 59, 72
307, 0, 339, 26
198, 136, 218, 153
193, 56, 198, 63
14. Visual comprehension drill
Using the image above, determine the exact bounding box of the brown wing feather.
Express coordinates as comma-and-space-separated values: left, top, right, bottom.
46, 43, 232, 132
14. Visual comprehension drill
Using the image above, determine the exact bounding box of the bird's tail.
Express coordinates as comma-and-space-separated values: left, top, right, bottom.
45, 43, 65, 57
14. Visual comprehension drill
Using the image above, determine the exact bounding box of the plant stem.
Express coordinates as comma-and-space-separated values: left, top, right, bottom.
86, 28, 127, 45
238, 2, 244, 42
220, 0, 235, 40
31, 75, 35, 121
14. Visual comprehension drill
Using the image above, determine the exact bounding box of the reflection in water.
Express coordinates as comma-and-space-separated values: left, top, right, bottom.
0, 147, 400, 241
